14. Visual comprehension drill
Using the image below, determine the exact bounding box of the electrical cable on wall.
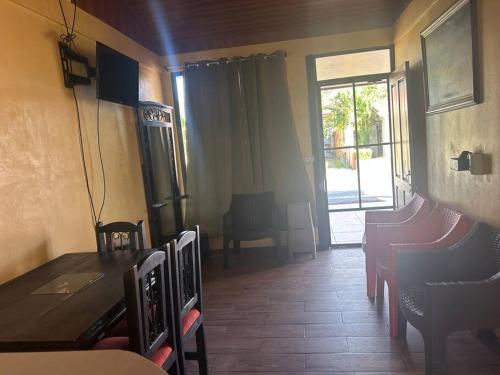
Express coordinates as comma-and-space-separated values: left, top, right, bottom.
72, 85, 97, 224
96, 98, 107, 222
58, 0, 107, 226
58, 0, 77, 48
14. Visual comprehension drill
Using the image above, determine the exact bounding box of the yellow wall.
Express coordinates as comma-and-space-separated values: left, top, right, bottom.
0, 0, 166, 283
394, 0, 500, 227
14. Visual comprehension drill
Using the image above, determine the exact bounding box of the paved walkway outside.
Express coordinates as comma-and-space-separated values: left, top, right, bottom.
330, 211, 365, 245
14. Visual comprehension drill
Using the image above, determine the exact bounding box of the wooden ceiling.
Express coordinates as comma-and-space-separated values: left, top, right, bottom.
76, 0, 411, 56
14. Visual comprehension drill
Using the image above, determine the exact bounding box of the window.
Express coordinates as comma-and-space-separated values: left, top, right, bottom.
172, 72, 188, 166
315, 48, 392, 81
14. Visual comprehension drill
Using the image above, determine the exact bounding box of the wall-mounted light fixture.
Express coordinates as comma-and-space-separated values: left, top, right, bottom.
451, 151, 491, 175
451, 151, 471, 171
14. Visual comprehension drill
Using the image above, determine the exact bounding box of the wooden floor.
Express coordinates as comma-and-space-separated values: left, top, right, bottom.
185, 248, 500, 374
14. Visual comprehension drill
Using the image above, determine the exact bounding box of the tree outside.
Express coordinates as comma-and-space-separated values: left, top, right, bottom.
322, 84, 387, 169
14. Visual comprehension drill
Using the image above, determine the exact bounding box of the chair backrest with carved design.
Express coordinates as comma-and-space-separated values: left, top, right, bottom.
170, 226, 203, 317
124, 250, 176, 358
96, 221, 145, 252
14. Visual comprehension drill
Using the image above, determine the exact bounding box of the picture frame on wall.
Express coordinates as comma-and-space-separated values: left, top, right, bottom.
421, 0, 479, 115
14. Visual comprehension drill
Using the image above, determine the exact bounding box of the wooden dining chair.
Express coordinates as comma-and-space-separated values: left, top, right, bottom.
170, 226, 208, 375
93, 250, 179, 374
95, 221, 145, 252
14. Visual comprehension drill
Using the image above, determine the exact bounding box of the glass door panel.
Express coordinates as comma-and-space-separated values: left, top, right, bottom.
325, 149, 360, 210
398, 79, 412, 183
390, 83, 403, 179
355, 82, 391, 146
321, 85, 356, 149
359, 144, 394, 208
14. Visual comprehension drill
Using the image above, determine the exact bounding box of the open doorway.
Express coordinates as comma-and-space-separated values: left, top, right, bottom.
308, 48, 395, 247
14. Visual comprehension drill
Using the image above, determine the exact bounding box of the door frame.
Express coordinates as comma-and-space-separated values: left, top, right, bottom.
306, 46, 395, 249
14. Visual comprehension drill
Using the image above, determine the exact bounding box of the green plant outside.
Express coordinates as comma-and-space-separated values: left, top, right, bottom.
322, 85, 385, 146
358, 148, 373, 160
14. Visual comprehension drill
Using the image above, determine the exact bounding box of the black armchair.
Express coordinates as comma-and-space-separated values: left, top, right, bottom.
398, 222, 500, 375
223, 192, 282, 268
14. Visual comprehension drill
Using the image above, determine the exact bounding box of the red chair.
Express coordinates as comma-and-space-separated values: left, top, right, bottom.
93, 251, 179, 374
363, 194, 433, 298
373, 204, 470, 337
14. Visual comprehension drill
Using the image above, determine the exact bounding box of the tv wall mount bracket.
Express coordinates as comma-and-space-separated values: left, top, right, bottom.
58, 42, 96, 88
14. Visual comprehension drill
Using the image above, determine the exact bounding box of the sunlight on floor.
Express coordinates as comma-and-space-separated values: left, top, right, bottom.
330, 211, 366, 245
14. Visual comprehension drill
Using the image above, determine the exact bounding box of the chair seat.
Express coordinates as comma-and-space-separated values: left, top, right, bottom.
106, 318, 129, 337
225, 229, 277, 241
183, 308, 201, 336
93, 336, 129, 350
93, 336, 173, 367
150, 344, 174, 366
109, 308, 201, 338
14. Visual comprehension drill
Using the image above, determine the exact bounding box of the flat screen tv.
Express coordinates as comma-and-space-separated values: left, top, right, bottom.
96, 42, 139, 107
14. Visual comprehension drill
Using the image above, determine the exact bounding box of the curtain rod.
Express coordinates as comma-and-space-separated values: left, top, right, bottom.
163, 51, 287, 73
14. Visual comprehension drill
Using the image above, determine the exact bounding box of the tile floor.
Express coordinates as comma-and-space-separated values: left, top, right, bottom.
330, 211, 366, 245
185, 248, 500, 374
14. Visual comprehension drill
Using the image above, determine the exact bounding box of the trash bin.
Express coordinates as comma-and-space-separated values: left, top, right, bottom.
287, 202, 316, 259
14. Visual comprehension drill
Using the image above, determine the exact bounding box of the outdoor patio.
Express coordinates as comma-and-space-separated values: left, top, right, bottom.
327, 155, 393, 246
330, 211, 365, 245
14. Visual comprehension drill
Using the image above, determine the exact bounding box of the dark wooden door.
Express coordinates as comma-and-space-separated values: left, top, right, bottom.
389, 62, 414, 208
137, 101, 186, 247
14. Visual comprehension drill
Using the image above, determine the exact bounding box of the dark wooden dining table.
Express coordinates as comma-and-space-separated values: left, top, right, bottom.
0, 250, 155, 352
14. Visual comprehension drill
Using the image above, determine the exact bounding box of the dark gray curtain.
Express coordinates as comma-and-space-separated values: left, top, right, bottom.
184, 52, 313, 235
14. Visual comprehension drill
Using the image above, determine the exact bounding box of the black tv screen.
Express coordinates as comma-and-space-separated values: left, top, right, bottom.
96, 42, 139, 107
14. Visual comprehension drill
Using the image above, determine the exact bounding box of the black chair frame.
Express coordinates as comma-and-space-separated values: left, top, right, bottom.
96, 220, 145, 252
398, 222, 500, 375
124, 250, 179, 373
223, 192, 282, 268
169, 226, 208, 375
